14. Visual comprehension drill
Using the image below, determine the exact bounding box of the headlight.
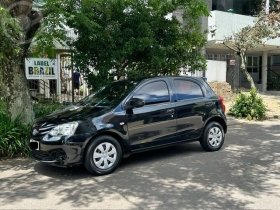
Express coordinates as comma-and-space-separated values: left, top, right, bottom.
48, 122, 79, 136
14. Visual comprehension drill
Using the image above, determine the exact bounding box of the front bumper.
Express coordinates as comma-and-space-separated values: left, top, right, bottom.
31, 146, 67, 165
30, 136, 86, 166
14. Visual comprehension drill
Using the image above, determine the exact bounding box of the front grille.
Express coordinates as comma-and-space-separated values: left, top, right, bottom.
32, 150, 55, 161
31, 123, 56, 139
32, 149, 67, 162
39, 124, 56, 135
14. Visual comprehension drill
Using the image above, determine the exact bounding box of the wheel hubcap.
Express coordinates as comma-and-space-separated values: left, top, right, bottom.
208, 127, 222, 148
93, 142, 117, 170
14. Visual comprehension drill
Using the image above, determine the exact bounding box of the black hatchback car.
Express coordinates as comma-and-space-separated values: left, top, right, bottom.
30, 76, 227, 175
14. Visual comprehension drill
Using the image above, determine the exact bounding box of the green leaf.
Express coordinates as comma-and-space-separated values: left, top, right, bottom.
37, 0, 209, 90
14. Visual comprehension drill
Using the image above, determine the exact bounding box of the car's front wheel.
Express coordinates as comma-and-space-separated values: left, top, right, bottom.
200, 122, 225, 151
84, 135, 122, 175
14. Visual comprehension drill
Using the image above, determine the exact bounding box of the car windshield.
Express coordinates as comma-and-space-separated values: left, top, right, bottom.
77, 80, 139, 107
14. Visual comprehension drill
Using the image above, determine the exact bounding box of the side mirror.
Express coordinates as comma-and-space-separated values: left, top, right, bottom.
125, 98, 145, 110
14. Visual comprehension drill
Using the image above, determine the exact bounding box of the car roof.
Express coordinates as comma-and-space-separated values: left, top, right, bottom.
123, 75, 206, 83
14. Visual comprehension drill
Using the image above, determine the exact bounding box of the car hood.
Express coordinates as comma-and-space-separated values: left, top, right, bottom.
35, 105, 114, 125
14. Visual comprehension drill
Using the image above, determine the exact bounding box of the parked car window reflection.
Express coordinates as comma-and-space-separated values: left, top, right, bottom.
77, 81, 139, 107
173, 80, 204, 101
133, 81, 170, 105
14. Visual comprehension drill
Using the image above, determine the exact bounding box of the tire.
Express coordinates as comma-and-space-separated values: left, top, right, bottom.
84, 135, 122, 175
200, 122, 225, 152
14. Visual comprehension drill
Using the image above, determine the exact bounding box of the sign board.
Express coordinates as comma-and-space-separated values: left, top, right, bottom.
229, 59, 236, 66
25, 58, 58, 79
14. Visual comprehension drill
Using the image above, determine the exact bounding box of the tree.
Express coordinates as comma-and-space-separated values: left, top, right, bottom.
223, 0, 280, 89
0, 0, 71, 124
0, 0, 43, 124
0, 0, 209, 123
42, 0, 209, 90
267, 0, 280, 33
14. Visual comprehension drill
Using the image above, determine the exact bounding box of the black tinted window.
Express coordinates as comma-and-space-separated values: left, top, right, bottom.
133, 81, 170, 105
77, 80, 139, 107
173, 80, 203, 101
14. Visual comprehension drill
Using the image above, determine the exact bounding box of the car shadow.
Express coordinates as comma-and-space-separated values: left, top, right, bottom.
120, 142, 204, 168
33, 141, 205, 179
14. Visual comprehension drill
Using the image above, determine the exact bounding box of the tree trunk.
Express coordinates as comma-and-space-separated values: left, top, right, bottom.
3, 58, 34, 124
0, 0, 42, 124
240, 52, 256, 89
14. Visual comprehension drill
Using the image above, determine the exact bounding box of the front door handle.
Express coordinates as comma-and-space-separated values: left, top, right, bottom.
166, 109, 175, 115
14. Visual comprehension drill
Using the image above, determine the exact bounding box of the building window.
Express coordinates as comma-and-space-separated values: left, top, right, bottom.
28, 80, 38, 90
212, 0, 262, 16
206, 54, 227, 61
247, 56, 258, 73
273, 55, 280, 65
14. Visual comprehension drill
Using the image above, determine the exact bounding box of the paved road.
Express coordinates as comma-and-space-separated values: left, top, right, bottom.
1, 118, 280, 209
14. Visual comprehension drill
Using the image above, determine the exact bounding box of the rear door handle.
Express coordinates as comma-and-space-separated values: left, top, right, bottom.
166, 109, 175, 115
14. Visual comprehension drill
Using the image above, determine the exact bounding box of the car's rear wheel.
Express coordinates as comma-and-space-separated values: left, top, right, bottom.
84, 135, 122, 175
200, 122, 225, 151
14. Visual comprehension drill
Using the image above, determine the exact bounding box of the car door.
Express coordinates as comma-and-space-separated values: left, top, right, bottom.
171, 78, 206, 141
126, 79, 176, 151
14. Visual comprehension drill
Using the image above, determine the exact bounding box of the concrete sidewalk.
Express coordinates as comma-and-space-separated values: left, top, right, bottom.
1, 119, 280, 209
259, 92, 280, 119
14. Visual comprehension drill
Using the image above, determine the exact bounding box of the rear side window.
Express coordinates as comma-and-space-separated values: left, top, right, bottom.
133, 81, 170, 105
173, 79, 203, 101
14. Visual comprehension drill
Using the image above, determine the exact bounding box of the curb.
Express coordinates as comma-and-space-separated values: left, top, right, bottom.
226, 114, 280, 121
264, 115, 280, 120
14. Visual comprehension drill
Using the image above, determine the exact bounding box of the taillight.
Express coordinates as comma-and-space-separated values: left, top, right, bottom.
219, 96, 226, 112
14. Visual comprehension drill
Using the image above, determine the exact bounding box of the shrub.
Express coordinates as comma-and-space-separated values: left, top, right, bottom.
0, 109, 31, 158
229, 88, 266, 120
0, 96, 5, 110
33, 102, 64, 118
0, 99, 65, 158
0, 97, 30, 157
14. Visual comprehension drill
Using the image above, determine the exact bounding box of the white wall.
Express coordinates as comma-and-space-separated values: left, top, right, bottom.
208, 11, 255, 41
208, 11, 280, 48
205, 60, 227, 82
265, 37, 280, 46
179, 60, 226, 82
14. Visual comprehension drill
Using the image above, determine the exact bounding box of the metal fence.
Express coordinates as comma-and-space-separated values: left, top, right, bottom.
28, 54, 89, 103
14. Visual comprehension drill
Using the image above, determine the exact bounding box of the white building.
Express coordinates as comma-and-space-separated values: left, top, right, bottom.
204, 0, 280, 91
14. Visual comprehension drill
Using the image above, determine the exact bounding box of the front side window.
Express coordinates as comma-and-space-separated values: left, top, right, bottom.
173, 80, 203, 101
133, 81, 170, 105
